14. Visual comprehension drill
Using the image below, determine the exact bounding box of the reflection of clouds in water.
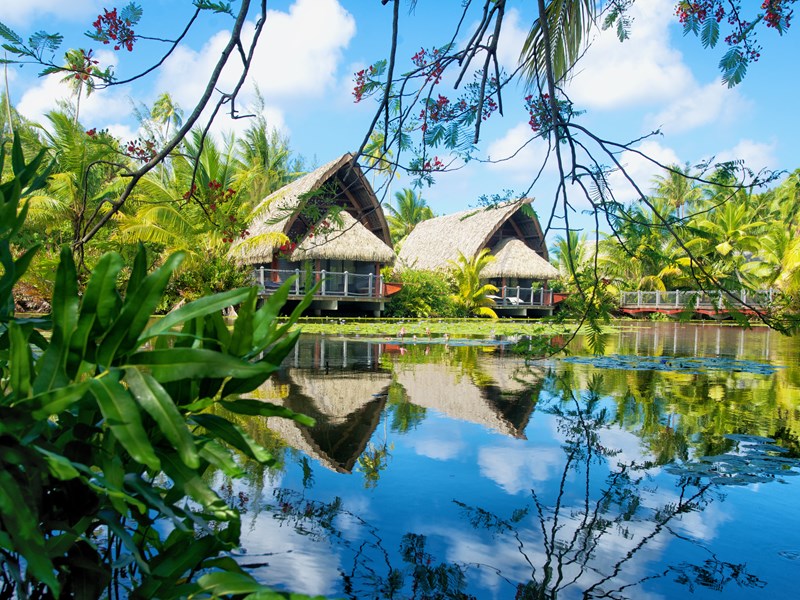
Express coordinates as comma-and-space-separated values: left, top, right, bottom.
408, 422, 466, 460
242, 509, 342, 597
425, 515, 671, 600
478, 443, 563, 494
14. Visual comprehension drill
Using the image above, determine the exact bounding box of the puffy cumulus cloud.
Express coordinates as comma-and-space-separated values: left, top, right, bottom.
485, 122, 552, 184
647, 79, 750, 134
17, 72, 131, 130
477, 443, 563, 494
715, 139, 778, 172
495, 8, 529, 72
566, 0, 694, 110
155, 0, 355, 122
605, 139, 681, 203
409, 434, 466, 461
0, 0, 100, 26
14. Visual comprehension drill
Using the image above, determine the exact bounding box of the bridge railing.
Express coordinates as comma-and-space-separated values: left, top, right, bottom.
253, 267, 385, 298
619, 289, 774, 309
489, 286, 554, 307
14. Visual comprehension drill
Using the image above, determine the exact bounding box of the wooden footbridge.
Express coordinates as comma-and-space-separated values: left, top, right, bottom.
619, 290, 774, 318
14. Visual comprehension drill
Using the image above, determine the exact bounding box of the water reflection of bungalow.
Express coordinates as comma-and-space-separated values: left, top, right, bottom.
397, 200, 560, 316
265, 369, 390, 474
230, 153, 396, 316
393, 359, 544, 439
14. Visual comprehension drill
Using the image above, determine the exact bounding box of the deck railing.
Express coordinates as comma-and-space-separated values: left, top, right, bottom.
490, 286, 554, 307
619, 289, 774, 310
253, 267, 385, 298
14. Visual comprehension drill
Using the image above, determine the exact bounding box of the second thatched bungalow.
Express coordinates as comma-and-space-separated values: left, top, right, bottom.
397, 199, 560, 315
230, 153, 396, 315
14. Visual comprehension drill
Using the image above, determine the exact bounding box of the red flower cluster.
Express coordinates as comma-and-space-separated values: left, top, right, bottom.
762, 0, 793, 29
278, 240, 297, 256
675, 0, 793, 34
525, 93, 550, 132
182, 184, 198, 201
421, 156, 445, 171
86, 128, 97, 137
71, 49, 99, 82
124, 138, 156, 162
353, 64, 377, 102
93, 7, 136, 51
411, 47, 444, 84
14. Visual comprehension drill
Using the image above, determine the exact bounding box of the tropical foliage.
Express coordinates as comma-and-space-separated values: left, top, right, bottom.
385, 188, 434, 246
449, 248, 499, 318
0, 139, 320, 599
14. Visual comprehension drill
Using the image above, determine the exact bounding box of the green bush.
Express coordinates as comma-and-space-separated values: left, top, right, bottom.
384, 268, 458, 318
158, 252, 252, 313
0, 137, 321, 599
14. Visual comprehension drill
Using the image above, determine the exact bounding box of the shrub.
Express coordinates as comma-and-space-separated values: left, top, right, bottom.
384, 268, 458, 317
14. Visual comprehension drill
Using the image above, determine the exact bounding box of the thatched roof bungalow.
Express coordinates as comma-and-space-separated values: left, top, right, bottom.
397, 199, 558, 280
396, 199, 558, 312
230, 153, 396, 313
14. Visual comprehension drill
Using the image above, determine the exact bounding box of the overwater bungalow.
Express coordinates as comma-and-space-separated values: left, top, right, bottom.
230, 153, 396, 315
397, 199, 560, 315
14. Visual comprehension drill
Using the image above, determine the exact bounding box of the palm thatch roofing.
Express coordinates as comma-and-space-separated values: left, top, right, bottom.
289, 211, 395, 263
264, 369, 391, 474
230, 153, 392, 265
397, 199, 553, 279
393, 362, 539, 439
482, 238, 559, 279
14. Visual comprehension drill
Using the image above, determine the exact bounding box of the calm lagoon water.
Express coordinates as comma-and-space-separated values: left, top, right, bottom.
228, 323, 800, 599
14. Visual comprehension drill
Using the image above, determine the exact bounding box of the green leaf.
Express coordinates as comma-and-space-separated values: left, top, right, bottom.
159, 453, 233, 518
34, 446, 80, 480
197, 572, 265, 596
0, 470, 59, 595
0, 21, 23, 45
21, 381, 90, 419
219, 398, 315, 426
90, 375, 161, 471
126, 348, 273, 382
701, 17, 719, 48
124, 367, 199, 468
97, 252, 185, 365
33, 246, 79, 394
140, 287, 251, 342
8, 321, 33, 399
198, 438, 244, 478
191, 413, 274, 464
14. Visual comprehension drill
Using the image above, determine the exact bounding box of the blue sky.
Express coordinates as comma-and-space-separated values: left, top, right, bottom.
2, 0, 798, 239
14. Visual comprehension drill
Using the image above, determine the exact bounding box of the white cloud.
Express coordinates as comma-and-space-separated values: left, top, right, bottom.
486, 122, 552, 183
566, 0, 693, 110
715, 139, 778, 172
155, 0, 355, 122
0, 0, 100, 26
605, 139, 681, 203
648, 79, 750, 134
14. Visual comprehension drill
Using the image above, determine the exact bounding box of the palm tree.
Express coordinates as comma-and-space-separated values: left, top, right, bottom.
386, 188, 434, 246
651, 164, 701, 220
449, 248, 498, 318
28, 111, 123, 249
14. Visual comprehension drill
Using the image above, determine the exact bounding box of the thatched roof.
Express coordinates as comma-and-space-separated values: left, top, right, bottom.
230, 153, 392, 265
290, 211, 395, 263
482, 238, 559, 280
264, 369, 391, 473
397, 199, 551, 277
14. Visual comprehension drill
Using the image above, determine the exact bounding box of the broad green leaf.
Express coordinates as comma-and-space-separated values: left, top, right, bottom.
198, 438, 244, 478
90, 375, 161, 471
126, 348, 272, 382
97, 252, 185, 365
141, 287, 251, 342
8, 321, 33, 399
123, 474, 190, 531
197, 572, 265, 596
219, 398, 315, 427
0, 470, 59, 595
126, 243, 148, 297
160, 453, 234, 519
124, 367, 199, 468
229, 288, 257, 356
137, 535, 222, 599
97, 510, 151, 574
33, 246, 79, 394
34, 446, 79, 480
191, 413, 274, 464
21, 381, 90, 419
